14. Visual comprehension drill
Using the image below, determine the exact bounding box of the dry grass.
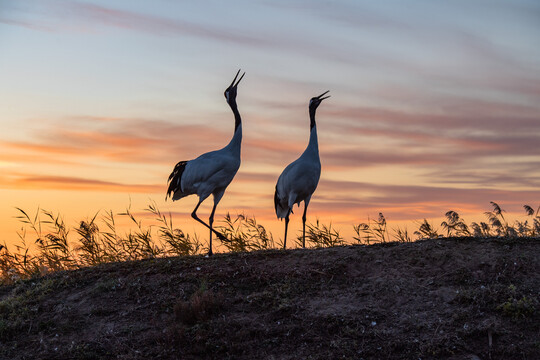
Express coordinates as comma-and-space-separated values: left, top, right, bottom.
353, 212, 389, 244
217, 213, 278, 252
299, 219, 344, 248
1, 201, 539, 284
174, 282, 225, 326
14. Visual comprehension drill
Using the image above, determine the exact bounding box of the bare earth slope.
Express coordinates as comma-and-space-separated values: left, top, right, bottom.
1, 237, 538, 359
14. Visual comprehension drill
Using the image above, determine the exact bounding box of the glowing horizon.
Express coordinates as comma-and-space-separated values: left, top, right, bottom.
1, 0, 539, 248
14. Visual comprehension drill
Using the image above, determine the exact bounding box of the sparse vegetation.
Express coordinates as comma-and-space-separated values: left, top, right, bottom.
353, 212, 389, 244
173, 281, 224, 326
1, 201, 539, 284
147, 201, 202, 256
496, 284, 538, 320
0, 236, 538, 359
298, 219, 344, 248
414, 218, 441, 239
441, 210, 471, 237
217, 212, 278, 252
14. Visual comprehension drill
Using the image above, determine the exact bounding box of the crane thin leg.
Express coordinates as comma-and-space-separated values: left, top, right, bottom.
191, 200, 227, 242
283, 209, 291, 249
208, 202, 218, 256
302, 202, 309, 248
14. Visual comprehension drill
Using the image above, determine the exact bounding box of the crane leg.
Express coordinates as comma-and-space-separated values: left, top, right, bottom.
208, 201, 218, 256
283, 209, 291, 250
302, 202, 309, 248
191, 200, 227, 243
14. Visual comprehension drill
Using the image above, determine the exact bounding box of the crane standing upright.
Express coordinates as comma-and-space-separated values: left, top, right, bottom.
166, 70, 245, 256
274, 91, 330, 249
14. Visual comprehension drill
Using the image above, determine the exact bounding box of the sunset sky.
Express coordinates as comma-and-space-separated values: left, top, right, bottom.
1, 0, 539, 247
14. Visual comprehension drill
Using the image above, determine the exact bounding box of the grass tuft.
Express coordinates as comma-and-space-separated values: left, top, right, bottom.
353, 213, 388, 244
298, 219, 344, 248
217, 213, 278, 252
174, 283, 224, 326
147, 201, 202, 256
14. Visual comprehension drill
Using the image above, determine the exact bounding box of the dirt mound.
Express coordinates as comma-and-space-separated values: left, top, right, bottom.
1, 237, 538, 359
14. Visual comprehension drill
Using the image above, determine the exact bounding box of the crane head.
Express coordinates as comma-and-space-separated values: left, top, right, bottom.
309, 90, 330, 110
224, 69, 245, 104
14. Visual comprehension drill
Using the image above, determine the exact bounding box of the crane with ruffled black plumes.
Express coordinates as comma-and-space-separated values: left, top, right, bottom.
166, 70, 245, 256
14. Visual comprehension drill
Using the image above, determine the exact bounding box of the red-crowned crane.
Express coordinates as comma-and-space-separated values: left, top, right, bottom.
274, 91, 330, 249
166, 70, 245, 256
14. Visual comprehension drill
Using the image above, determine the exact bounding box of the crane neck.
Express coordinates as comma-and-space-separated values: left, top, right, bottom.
225, 100, 242, 156
309, 106, 317, 130
305, 106, 319, 154
229, 99, 241, 131
302, 121, 319, 159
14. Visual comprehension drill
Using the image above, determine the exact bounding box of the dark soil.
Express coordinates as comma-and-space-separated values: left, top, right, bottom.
1, 237, 539, 359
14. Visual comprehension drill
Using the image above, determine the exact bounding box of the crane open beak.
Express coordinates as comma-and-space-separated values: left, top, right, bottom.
229, 69, 246, 88
317, 90, 330, 100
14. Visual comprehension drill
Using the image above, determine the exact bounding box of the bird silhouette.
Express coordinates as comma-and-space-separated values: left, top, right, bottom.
166, 70, 245, 256
274, 91, 330, 249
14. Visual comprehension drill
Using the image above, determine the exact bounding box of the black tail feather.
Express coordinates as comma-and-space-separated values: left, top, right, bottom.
166, 161, 188, 200
274, 186, 292, 218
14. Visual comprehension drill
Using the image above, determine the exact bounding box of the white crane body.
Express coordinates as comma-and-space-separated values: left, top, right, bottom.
166, 70, 245, 256
275, 127, 320, 218
274, 91, 329, 248
170, 128, 241, 202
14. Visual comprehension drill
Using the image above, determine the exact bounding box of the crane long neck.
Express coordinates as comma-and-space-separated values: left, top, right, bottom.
229, 99, 241, 131
309, 106, 317, 130
304, 109, 319, 157
225, 100, 242, 156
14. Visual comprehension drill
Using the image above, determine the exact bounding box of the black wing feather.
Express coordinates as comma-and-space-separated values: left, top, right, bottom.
166, 161, 188, 200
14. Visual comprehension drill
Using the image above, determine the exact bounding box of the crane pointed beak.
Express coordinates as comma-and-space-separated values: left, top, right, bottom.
317, 90, 330, 100
234, 71, 245, 87
229, 69, 242, 88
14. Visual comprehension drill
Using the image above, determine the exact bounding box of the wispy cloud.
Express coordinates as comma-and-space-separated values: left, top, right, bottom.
328, 101, 540, 133
266, 0, 540, 90
1, 117, 233, 165
0, 17, 56, 32
1, 174, 160, 193
1, 1, 271, 46
326, 102, 540, 157
314, 179, 540, 220
424, 165, 540, 189
0, 0, 406, 69
2, 98, 539, 193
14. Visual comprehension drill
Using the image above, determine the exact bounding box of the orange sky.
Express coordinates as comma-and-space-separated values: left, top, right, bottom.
1, 0, 539, 249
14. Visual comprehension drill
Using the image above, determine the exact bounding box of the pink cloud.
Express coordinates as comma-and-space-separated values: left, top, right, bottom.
313, 179, 540, 220
3, 103, 538, 194
2, 174, 161, 193
1, 118, 233, 165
